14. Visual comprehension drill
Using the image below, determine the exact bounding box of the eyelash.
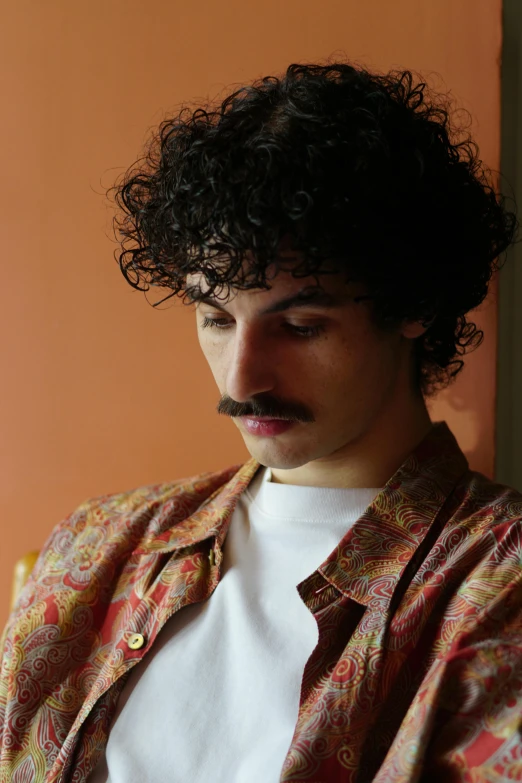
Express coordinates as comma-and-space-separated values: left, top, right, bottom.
200, 316, 324, 339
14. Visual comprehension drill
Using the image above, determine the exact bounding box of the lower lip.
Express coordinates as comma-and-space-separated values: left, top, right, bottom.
240, 418, 296, 436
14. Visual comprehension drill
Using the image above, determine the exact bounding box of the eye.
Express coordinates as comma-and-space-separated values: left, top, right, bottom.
200, 316, 324, 339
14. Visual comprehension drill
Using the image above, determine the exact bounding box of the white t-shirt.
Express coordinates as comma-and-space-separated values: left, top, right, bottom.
87, 467, 381, 783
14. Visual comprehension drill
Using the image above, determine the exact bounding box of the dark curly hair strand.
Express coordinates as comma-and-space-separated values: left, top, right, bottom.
109, 57, 519, 398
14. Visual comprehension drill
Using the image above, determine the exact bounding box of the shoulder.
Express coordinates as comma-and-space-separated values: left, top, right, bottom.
13, 462, 245, 612
453, 468, 522, 536
434, 469, 522, 608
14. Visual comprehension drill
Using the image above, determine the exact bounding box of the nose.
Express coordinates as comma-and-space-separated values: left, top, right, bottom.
224, 327, 281, 408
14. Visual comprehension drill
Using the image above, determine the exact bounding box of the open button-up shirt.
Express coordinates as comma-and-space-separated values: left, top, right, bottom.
0, 421, 521, 782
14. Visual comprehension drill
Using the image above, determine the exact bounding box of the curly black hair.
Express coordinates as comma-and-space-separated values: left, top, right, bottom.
110, 57, 519, 398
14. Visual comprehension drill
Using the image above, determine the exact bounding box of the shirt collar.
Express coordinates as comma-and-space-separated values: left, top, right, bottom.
134, 421, 469, 587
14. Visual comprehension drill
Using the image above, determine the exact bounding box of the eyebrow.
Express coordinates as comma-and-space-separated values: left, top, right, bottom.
185, 287, 344, 316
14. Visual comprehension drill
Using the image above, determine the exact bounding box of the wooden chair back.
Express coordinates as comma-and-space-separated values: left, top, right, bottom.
10, 551, 40, 611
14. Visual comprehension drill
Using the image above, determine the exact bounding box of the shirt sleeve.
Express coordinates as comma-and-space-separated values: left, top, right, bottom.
0, 497, 92, 741
374, 577, 522, 782
419, 634, 522, 781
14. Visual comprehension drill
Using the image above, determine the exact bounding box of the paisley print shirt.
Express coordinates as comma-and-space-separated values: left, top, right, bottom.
0, 421, 521, 782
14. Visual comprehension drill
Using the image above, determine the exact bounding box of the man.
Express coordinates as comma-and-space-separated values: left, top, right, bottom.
1, 60, 521, 782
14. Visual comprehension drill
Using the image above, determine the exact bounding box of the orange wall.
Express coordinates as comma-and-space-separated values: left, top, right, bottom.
0, 0, 502, 624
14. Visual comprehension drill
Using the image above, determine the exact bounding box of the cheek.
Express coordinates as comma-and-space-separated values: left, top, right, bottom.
335, 330, 401, 383
198, 340, 229, 384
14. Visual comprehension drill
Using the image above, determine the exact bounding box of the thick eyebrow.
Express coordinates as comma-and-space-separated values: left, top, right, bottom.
185, 287, 344, 316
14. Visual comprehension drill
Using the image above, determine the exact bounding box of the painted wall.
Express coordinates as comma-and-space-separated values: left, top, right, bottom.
0, 0, 503, 624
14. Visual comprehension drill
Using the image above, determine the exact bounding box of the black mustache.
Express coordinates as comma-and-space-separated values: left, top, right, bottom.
216, 396, 314, 422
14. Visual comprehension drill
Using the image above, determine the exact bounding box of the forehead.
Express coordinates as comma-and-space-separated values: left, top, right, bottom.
185, 269, 349, 304
184, 238, 365, 308
185, 255, 350, 295
186, 235, 346, 284
184, 272, 359, 323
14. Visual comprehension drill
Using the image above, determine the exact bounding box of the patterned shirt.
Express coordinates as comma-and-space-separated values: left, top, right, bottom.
0, 421, 521, 782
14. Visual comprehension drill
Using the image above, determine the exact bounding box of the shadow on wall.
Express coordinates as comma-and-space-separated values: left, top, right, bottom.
429, 372, 488, 478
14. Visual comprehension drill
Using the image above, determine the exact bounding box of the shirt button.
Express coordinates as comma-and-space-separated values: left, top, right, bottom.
128, 633, 146, 650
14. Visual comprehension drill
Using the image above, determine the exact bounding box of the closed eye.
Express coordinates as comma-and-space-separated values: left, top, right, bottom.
200, 316, 324, 339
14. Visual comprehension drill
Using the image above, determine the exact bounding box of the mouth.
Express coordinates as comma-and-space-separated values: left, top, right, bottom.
239, 417, 297, 436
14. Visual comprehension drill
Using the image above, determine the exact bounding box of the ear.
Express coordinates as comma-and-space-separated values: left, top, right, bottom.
400, 320, 431, 340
